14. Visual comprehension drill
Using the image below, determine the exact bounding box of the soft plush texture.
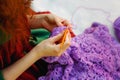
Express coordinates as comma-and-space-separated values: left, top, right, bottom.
114, 17, 120, 42
38, 23, 120, 80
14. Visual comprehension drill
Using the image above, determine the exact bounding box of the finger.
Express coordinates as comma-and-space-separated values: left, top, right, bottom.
56, 32, 71, 52
64, 32, 71, 47
55, 18, 64, 27
68, 28, 76, 37
50, 31, 64, 42
62, 20, 72, 27
63, 32, 71, 48
53, 14, 64, 27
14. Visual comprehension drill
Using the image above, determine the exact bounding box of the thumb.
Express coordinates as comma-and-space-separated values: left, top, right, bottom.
50, 31, 64, 43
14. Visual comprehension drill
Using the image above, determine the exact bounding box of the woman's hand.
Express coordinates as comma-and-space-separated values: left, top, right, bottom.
31, 31, 71, 59
29, 13, 72, 32
2, 31, 71, 80
40, 13, 72, 31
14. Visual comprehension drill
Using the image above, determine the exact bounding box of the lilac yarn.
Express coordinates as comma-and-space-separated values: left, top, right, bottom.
114, 17, 120, 42
39, 23, 120, 80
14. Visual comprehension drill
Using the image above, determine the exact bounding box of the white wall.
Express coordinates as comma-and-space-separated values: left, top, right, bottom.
31, 0, 120, 38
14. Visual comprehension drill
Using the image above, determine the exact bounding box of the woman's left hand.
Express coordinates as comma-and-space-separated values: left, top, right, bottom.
29, 13, 72, 32
40, 13, 72, 31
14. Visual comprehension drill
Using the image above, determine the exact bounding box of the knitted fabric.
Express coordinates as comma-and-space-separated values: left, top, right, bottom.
114, 17, 120, 42
39, 23, 120, 80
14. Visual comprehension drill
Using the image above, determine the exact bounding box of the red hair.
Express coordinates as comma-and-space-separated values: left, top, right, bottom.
0, 0, 39, 79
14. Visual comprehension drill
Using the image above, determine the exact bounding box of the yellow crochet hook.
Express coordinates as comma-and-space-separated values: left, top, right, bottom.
60, 28, 69, 49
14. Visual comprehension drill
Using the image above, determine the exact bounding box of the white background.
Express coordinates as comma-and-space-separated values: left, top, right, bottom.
31, 0, 120, 38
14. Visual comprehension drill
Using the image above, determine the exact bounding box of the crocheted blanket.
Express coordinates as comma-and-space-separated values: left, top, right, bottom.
38, 22, 120, 80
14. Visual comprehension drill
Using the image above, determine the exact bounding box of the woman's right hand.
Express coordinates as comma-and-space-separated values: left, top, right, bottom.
31, 31, 71, 59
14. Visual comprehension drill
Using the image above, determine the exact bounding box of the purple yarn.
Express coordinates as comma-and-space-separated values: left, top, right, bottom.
114, 17, 120, 42
39, 23, 120, 80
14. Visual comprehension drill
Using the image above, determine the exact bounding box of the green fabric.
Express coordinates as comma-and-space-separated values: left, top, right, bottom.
0, 71, 4, 80
30, 28, 50, 45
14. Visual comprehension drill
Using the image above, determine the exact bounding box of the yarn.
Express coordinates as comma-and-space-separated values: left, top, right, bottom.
39, 23, 120, 80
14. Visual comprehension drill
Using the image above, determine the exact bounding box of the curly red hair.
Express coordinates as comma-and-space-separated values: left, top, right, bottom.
0, 0, 39, 79
0, 0, 32, 64
0, 0, 32, 35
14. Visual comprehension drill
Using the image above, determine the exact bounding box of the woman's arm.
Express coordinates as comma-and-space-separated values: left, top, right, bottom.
1, 49, 41, 80
1, 31, 71, 80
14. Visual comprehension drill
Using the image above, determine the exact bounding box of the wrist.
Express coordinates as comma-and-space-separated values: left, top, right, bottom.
29, 47, 44, 60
